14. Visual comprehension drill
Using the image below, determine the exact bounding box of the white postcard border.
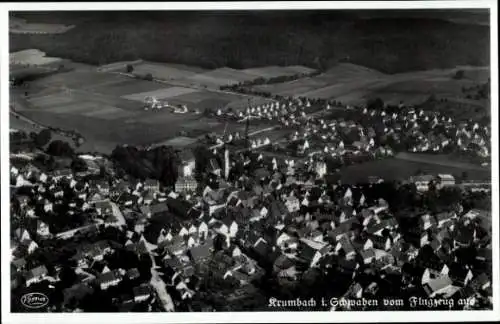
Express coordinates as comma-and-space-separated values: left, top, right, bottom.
1, 1, 498, 323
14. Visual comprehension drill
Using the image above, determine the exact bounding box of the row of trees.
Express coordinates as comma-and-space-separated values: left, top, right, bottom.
110, 145, 179, 187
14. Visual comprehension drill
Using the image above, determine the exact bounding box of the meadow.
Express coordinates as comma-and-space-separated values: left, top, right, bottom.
11, 66, 269, 154
337, 157, 491, 184
251, 63, 490, 108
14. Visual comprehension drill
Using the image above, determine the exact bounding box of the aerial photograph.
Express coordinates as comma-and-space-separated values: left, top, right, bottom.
7, 8, 494, 313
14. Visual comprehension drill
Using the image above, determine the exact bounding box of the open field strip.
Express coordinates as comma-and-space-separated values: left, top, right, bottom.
122, 86, 200, 101
394, 152, 490, 171
10, 49, 62, 66
242, 66, 303, 78
28, 93, 75, 107
89, 79, 167, 97
337, 157, 491, 184
283, 65, 317, 74
132, 62, 201, 80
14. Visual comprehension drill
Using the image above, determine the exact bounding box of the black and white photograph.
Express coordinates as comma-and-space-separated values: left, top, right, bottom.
1, 1, 499, 323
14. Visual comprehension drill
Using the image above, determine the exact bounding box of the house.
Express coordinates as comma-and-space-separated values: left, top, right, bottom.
144, 179, 160, 192
298, 240, 324, 268
140, 202, 168, 218
335, 235, 356, 260
454, 225, 474, 248
95, 180, 110, 194
359, 248, 375, 264
36, 220, 51, 238
126, 268, 141, 281
86, 241, 113, 261
284, 196, 300, 213
117, 192, 138, 207
448, 263, 474, 287
435, 211, 456, 229
12, 258, 27, 271
419, 213, 436, 231
94, 200, 113, 216
97, 270, 122, 290
51, 168, 73, 181
423, 275, 453, 297
409, 175, 434, 192
436, 174, 455, 189
24, 265, 49, 287
188, 241, 212, 264
222, 218, 239, 238
175, 176, 198, 193
469, 273, 491, 292
208, 158, 221, 177
133, 284, 152, 303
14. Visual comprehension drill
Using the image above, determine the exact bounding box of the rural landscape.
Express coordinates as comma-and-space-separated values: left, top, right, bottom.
8, 9, 494, 315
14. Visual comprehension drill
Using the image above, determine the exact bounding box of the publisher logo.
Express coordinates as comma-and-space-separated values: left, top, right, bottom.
21, 292, 49, 309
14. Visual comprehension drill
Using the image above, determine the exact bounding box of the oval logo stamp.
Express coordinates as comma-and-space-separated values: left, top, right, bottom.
20, 292, 49, 309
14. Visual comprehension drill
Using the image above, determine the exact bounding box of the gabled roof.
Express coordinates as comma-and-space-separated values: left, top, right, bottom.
25, 265, 48, 280
97, 270, 120, 284
189, 243, 211, 263
424, 275, 452, 294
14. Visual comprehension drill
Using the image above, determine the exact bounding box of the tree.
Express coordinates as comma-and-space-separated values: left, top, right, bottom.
71, 158, 88, 172
126, 64, 134, 73
453, 69, 465, 80
144, 73, 153, 81
46, 140, 75, 157
366, 97, 384, 111
34, 129, 52, 147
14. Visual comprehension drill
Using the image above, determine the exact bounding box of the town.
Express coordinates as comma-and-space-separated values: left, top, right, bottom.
10, 96, 493, 312
8, 8, 493, 314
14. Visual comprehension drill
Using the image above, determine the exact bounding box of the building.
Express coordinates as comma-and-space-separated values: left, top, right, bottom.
409, 175, 435, 192
144, 179, 160, 192
436, 174, 455, 189
175, 176, 198, 193
24, 265, 49, 287
133, 284, 152, 303
97, 270, 122, 290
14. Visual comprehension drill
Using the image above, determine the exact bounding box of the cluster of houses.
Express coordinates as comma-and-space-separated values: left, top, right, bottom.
212, 96, 489, 168
10, 134, 493, 311
216, 97, 314, 123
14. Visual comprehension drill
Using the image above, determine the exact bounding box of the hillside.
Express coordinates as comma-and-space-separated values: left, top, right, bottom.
9, 10, 490, 74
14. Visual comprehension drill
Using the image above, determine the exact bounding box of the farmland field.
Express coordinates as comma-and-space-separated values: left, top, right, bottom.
10, 49, 62, 66
242, 66, 310, 79
122, 86, 200, 101
10, 66, 266, 154
132, 61, 207, 81
250, 63, 490, 106
337, 157, 491, 184
184, 67, 258, 88
84, 79, 167, 97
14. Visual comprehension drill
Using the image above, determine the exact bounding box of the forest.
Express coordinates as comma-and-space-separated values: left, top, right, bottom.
10, 11, 490, 74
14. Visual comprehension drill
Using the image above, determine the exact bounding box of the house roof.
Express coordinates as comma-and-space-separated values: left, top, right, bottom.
144, 179, 159, 186
133, 284, 151, 297
25, 265, 48, 280
189, 243, 211, 263
97, 270, 120, 284
164, 256, 183, 270
253, 238, 270, 257
425, 275, 452, 293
